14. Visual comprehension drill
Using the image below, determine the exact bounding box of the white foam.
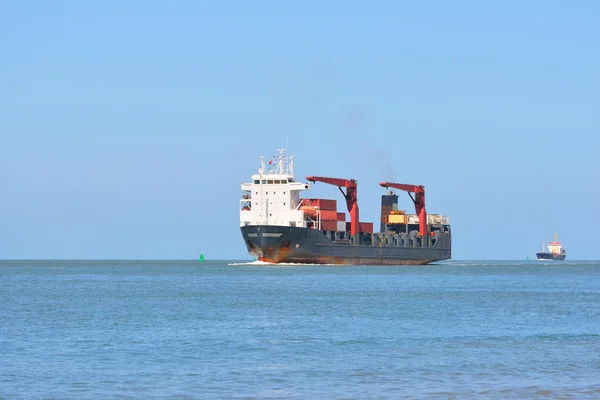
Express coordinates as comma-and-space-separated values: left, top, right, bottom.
228, 260, 340, 267
228, 260, 272, 266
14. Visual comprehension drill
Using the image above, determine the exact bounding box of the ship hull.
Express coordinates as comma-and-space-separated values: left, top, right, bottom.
241, 225, 451, 265
536, 252, 566, 261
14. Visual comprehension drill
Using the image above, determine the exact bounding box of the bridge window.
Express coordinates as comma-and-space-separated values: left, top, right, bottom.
267, 180, 274, 184
261, 180, 266, 184
288, 178, 295, 182
281, 180, 287, 184
274, 180, 281, 184
253, 180, 259, 184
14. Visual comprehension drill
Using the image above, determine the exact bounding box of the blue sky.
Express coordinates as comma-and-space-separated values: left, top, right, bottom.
1, 1, 598, 260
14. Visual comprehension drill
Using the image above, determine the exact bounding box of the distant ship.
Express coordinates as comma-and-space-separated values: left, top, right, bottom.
536, 233, 566, 260
239, 149, 451, 265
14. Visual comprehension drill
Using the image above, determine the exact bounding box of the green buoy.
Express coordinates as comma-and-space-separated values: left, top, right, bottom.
199, 253, 205, 262
526, 256, 529, 261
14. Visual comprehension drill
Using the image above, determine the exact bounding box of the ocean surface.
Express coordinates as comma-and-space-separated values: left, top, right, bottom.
1, 260, 599, 399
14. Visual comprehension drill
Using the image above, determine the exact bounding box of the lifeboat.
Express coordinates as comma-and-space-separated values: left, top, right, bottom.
300, 205, 317, 217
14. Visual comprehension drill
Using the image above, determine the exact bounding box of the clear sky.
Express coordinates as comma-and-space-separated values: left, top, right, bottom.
1, 1, 598, 260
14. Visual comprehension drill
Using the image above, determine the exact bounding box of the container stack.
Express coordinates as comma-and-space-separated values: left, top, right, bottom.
301, 198, 339, 231
301, 198, 374, 233
380, 193, 398, 232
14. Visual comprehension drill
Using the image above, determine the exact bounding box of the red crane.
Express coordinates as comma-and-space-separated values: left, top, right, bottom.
306, 176, 360, 237
379, 182, 428, 237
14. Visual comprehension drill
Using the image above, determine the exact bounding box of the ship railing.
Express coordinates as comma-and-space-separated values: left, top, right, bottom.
239, 198, 251, 211
304, 208, 321, 230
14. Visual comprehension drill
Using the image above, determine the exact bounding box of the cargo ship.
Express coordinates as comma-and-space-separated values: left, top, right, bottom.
536, 233, 566, 260
239, 149, 451, 265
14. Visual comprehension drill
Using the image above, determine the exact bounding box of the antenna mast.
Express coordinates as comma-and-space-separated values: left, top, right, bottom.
278, 148, 285, 174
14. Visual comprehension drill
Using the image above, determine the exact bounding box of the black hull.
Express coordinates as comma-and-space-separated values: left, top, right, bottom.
536, 252, 566, 261
241, 225, 451, 265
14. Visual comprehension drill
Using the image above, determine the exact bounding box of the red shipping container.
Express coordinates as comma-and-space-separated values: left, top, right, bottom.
320, 199, 337, 211
320, 220, 338, 231
345, 222, 373, 233
359, 222, 374, 233
319, 210, 338, 221
336, 212, 346, 221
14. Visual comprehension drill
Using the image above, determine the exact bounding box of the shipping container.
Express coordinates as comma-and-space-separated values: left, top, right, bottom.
427, 214, 440, 224
336, 212, 346, 221
427, 214, 448, 225
407, 214, 420, 224
359, 222, 374, 233
388, 214, 407, 224
318, 210, 338, 221
320, 220, 338, 231
337, 221, 346, 231
344, 221, 375, 233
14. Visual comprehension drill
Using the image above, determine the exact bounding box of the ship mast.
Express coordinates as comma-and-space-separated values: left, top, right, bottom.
278, 148, 285, 175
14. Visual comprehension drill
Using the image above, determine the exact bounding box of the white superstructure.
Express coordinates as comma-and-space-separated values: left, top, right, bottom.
545, 232, 564, 255
240, 149, 311, 228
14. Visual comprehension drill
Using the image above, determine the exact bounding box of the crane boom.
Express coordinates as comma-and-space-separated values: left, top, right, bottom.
306, 176, 360, 237
379, 181, 428, 237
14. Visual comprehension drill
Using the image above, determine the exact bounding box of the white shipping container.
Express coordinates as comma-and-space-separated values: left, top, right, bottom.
407, 214, 450, 225
337, 221, 346, 231
430, 215, 450, 225
407, 214, 420, 224
427, 214, 443, 224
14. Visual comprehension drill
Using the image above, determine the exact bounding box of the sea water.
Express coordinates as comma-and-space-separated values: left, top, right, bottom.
1, 260, 599, 399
